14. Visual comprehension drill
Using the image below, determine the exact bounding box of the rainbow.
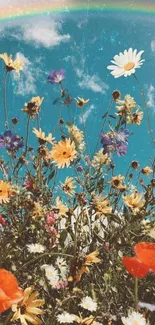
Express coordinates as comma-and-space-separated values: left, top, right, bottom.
0, 0, 154, 22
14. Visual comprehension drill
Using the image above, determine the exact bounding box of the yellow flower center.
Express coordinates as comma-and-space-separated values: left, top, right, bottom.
124, 62, 135, 71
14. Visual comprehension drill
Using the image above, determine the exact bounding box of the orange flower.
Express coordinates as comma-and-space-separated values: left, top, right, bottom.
122, 257, 149, 278
0, 180, 12, 204
0, 269, 23, 313
134, 242, 155, 269
49, 138, 77, 168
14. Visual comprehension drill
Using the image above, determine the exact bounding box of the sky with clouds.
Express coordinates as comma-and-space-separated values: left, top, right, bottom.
0, 2, 154, 172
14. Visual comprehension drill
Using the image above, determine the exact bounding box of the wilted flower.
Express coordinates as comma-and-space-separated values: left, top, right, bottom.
141, 166, 153, 176
75, 97, 89, 107
48, 69, 65, 84
112, 90, 121, 101
11, 286, 44, 325
0, 130, 24, 151
0, 53, 24, 76
22, 97, 44, 119
76, 315, 97, 325
131, 160, 139, 170
49, 138, 77, 168
107, 48, 144, 78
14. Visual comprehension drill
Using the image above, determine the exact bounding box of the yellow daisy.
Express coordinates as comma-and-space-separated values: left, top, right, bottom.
54, 197, 68, 217
141, 166, 153, 176
0, 180, 12, 204
91, 194, 112, 217
75, 97, 89, 107
60, 177, 76, 196
33, 128, 54, 145
109, 175, 126, 191
0, 53, 24, 76
92, 150, 111, 168
11, 286, 44, 325
123, 191, 145, 214
49, 138, 77, 168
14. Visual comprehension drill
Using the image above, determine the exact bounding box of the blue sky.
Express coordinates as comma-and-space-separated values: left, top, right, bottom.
0, 5, 154, 177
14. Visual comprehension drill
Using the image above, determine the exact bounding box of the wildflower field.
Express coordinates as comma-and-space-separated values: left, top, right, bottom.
0, 48, 155, 325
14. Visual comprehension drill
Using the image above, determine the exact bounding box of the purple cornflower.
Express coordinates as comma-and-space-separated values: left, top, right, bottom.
100, 128, 130, 156
115, 128, 130, 144
47, 69, 65, 84
0, 130, 24, 151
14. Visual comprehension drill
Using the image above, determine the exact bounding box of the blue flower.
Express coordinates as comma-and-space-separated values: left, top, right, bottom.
47, 69, 65, 84
0, 131, 24, 151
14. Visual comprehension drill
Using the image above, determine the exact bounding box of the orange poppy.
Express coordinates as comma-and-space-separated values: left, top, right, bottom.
122, 257, 149, 278
134, 242, 155, 268
0, 269, 23, 313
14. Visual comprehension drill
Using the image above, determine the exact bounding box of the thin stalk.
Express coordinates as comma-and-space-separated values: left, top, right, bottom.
135, 277, 139, 309
81, 106, 90, 156
37, 113, 40, 129
4, 312, 13, 325
15, 252, 73, 274
24, 116, 30, 156
92, 97, 113, 158
3, 70, 9, 129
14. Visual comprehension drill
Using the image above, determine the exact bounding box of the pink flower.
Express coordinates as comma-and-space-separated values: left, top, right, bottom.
46, 211, 57, 225
0, 215, 6, 227
45, 224, 58, 237
55, 281, 68, 289
23, 179, 34, 190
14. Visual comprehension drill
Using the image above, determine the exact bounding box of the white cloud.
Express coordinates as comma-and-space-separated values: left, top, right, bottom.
151, 40, 155, 52
0, 17, 71, 48
79, 104, 95, 123
71, 44, 109, 94
78, 74, 109, 94
12, 52, 37, 96
147, 84, 155, 112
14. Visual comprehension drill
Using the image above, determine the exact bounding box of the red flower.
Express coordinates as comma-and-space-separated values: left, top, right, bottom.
122, 256, 149, 278
134, 242, 155, 268
0, 269, 23, 313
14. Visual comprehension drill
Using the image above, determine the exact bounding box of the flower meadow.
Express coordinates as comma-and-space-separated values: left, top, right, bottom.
0, 49, 155, 325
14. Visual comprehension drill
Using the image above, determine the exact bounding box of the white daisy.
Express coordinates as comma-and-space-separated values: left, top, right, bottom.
121, 311, 148, 325
26, 243, 45, 253
41, 264, 59, 287
79, 296, 97, 312
107, 48, 144, 78
57, 312, 77, 323
56, 257, 68, 280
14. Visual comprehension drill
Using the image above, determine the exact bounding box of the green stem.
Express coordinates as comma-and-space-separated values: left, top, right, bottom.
24, 116, 30, 156
135, 277, 138, 309
92, 97, 113, 158
3, 71, 9, 129
37, 113, 40, 129
4, 311, 13, 325
15, 252, 73, 274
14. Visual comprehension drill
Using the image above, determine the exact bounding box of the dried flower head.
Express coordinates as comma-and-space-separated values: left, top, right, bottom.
22, 97, 44, 119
